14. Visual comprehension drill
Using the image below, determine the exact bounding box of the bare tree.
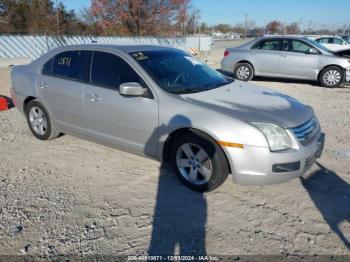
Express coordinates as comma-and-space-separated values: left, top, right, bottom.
91, 0, 191, 36
286, 22, 299, 35
266, 20, 283, 34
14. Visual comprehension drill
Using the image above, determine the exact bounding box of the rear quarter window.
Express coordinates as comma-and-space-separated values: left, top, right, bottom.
252, 39, 280, 51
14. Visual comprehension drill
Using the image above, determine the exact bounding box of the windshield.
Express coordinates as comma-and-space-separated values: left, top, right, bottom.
305, 38, 333, 54
130, 50, 233, 94
342, 37, 350, 44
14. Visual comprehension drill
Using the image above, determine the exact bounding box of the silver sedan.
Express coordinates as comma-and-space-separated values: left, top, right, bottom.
221, 36, 350, 88
11, 44, 324, 192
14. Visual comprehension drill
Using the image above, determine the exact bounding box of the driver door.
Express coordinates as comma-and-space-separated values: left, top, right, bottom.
83, 51, 159, 157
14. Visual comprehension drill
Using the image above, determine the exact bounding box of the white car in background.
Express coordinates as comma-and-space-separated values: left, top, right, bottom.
315, 36, 350, 52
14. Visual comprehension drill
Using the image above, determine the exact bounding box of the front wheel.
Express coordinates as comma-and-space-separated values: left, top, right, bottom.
170, 133, 229, 192
319, 66, 344, 88
234, 63, 254, 81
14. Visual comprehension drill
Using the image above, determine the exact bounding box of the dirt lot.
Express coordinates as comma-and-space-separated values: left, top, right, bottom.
0, 47, 350, 257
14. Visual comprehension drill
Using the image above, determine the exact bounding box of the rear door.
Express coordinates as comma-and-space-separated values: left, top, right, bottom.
37, 50, 91, 134
83, 51, 158, 156
250, 38, 282, 76
278, 39, 319, 80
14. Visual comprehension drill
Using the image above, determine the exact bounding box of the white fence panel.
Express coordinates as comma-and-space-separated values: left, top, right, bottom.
0, 35, 213, 59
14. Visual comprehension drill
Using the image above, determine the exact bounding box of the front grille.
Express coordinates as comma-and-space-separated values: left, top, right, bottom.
291, 117, 319, 146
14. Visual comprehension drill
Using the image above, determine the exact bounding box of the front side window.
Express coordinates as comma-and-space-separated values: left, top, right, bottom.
130, 50, 233, 94
289, 40, 313, 53
332, 38, 345, 44
252, 39, 280, 51
91, 51, 142, 89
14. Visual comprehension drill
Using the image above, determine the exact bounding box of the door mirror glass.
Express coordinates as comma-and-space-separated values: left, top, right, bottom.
308, 48, 318, 54
119, 82, 146, 96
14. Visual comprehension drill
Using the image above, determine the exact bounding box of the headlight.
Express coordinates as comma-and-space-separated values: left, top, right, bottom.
251, 122, 291, 152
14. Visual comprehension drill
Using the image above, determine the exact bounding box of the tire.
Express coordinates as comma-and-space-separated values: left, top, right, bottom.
234, 63, 254, 81
170, 133, 229, 192
25, 100, 60, 140
319, 66, 344, 88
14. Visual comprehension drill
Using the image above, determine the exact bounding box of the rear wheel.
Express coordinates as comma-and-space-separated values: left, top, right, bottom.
26, 100, 60, 140
319, 66, 344, 88
170, 133, 229, 192
234, 63, 254, 81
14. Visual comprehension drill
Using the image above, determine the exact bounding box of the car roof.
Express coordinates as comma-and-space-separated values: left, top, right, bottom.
260, 35, 308, 40
50, 44, 181, 54
315, 36, 343, 39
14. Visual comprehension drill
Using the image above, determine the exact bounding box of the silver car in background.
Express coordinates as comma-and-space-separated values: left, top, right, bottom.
221, 36, 350, 88
11, 44, 324, 192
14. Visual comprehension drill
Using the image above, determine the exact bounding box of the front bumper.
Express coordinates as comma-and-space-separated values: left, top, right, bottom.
227, 133, 325, 185
345, 68, 350, 83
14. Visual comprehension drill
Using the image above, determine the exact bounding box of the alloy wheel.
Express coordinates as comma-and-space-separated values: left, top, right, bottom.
29, 106, 48, 136
176, 143, 213, 185
236, 65, 250, 80
323, 70, 341, 86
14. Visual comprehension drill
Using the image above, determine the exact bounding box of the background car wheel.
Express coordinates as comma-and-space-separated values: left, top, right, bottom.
234, 63, 254, 81
320, 66, 344, 88
26, 100, 60, 140
170, 133, 229, 192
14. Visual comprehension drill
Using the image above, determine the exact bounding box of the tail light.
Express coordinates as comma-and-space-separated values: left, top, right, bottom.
224, 50, 230, 57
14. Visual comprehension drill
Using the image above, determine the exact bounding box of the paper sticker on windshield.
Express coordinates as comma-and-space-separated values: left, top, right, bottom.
184, 56, 202, 66
132, 52, 149, 61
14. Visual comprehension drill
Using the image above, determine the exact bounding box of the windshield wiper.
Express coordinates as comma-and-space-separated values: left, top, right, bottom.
203, 80, 232, 90
175, 88, 207, 94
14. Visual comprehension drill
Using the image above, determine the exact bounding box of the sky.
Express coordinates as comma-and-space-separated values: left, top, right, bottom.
61, 0, 350, 29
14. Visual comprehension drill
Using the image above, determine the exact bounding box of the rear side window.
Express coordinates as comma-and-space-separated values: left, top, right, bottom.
91, 51, 142, 89
42, 50, 91, 82
252, 39, 280, 51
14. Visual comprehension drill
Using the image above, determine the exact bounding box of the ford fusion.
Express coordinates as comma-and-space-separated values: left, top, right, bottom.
11, 45, 324, 192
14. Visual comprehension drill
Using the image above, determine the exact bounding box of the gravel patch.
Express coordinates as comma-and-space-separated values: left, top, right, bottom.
0, 74, 349, 256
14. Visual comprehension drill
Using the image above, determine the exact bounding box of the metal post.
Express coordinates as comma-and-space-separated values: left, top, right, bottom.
55, 0, 60, 34
244, 13, 248, 40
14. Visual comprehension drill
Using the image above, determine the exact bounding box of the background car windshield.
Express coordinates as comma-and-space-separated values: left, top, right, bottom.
130, 50, 232, 94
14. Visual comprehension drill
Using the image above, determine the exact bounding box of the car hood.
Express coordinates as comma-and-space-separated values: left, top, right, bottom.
181, 81, 313, 128
333, 49, 350, 58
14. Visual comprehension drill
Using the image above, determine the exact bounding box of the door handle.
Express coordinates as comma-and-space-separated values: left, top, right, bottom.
87, 94, 102, 103
281, 53, 287, 58
39, 81, 48, 89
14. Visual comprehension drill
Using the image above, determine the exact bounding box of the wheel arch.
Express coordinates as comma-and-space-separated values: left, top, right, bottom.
317, 64, 344, 80
235, 60, 255, 71
23, 96, 37, 113
162, 127, 232, 173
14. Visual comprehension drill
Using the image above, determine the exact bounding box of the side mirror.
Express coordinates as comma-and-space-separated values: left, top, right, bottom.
119, 82, 146, 97
308, 48, 318, 54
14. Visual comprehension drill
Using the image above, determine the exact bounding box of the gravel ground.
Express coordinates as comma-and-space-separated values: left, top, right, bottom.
0, 52, 350, 257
